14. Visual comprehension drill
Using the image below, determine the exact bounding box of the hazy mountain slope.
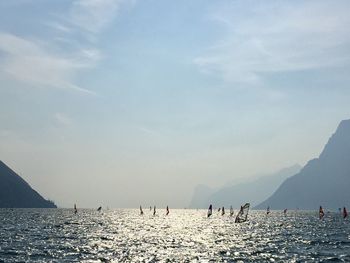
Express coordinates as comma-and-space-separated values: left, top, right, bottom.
189, 184, 216, 208
0, 160, 56, 208
256, 119, 350, 210
189, 165, 301, 209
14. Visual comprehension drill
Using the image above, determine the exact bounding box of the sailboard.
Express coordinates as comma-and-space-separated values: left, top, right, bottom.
344, 207, 348, 219
319, 206, 325, 219
229, 206, 234, 217
207, 204, 213, 218
166, 206, 169, 216
235, 203, 250, 223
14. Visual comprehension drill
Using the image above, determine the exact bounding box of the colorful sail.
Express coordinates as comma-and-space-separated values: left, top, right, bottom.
319, 206, 325, 219
235, 203, 250, 223
207, 204, 213, 218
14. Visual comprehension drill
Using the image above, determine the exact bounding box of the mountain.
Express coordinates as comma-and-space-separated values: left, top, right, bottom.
189, 164, 301, 209
189, 184, 216, 208
0, 160, 56, 208
256, 119, 350, 210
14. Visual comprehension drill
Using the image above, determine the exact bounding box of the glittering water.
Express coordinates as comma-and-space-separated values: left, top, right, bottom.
0, 209, 349, 262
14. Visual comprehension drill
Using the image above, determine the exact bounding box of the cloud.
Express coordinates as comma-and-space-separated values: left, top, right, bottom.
0, 0, 134, 94
54, 113, 72, 126
69, 0, 126, 33
195, 1, 350, 85
0, 33, 96, 95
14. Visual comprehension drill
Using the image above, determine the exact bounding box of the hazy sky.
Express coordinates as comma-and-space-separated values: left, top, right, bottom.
1, 0, 350, 208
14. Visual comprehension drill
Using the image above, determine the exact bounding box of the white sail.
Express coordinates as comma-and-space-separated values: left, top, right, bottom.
235, 203, 250, 223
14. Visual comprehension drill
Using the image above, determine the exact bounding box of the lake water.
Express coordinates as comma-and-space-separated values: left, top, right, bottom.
0, 209, 349, 262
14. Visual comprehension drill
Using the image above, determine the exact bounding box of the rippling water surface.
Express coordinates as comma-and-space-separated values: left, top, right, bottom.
0, 209, 349, 262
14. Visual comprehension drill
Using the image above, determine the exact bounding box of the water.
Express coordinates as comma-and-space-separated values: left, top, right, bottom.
0, 209, 349, 262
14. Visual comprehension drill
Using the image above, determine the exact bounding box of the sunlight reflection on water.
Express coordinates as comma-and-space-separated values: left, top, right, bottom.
0, 209, 349, 262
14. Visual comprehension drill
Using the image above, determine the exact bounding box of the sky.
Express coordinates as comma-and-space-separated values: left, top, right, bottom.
0, 0, 350, 208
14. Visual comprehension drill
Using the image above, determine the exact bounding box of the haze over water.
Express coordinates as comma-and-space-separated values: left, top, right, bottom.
1, 209, 349, 262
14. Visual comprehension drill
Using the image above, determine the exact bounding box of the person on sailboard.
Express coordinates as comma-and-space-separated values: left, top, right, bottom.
207, 204, 213, 218
266, 206, 270, 215
236, 206, 244, 223
229, 206, 234, 217
221, 206, 225, 216
343, 207, 348, 218
166, 206, 169, 216
283, 209, 287, 215
319, 206, 325, 219
153, 206, 156, 216
97, 206, 102, 212
140, 205, 144, 215
74, 204, 77, 214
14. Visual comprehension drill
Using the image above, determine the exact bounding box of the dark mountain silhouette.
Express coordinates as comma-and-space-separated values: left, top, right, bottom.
189, 165, 301, 208
256, 119, 350, 210
0, 160, 56, 208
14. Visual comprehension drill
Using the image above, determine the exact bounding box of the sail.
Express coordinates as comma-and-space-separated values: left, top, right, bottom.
153, 206, 156, 216
140, 205, 144, 215
207, 204, 213, 218
266, 206, 270, 215
166, 206, 169, 216
283, 209, 287, 215
229, 206, 234, 217
74, 204, 77, 214
97, 206, 102, 212
235, 203, 250, 223
221, 206, 225, 216
319, 206, 325, 219
343, 207, 348, 218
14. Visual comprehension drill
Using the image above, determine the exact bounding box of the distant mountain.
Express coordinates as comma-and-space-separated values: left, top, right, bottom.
0, 160, 56, 208
189, 164, 301, 209
189, 184, 216, 208
256, 119, 350, 210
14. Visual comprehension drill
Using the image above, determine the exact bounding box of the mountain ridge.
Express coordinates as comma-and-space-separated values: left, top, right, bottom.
189, 164, 301, 209
255, 119, 350, 210
0, 160, 57, 208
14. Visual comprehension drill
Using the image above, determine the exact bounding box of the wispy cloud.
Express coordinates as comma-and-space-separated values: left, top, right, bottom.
54, 113, 72, 126
0, 33, 96, 95
68, 0, 126, 33
195, 1, 350, 85
0, 0, 133, 94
